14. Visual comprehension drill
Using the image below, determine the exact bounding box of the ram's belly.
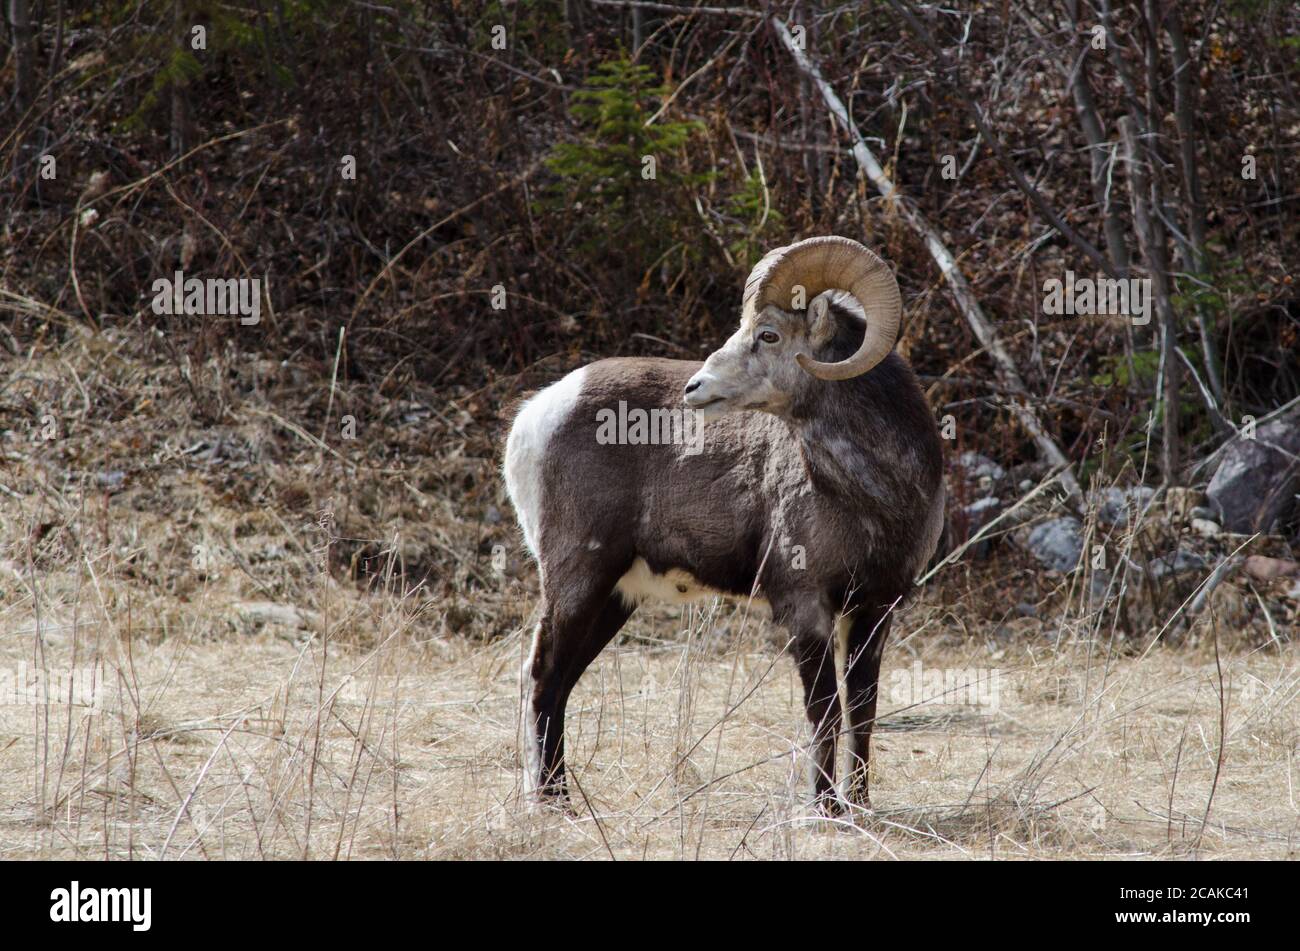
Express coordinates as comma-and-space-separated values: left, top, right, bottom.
615, 557, 768, 609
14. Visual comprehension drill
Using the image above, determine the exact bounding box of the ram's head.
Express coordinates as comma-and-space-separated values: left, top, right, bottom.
683, 236, 902, 417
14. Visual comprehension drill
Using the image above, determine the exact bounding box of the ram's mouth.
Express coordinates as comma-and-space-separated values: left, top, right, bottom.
684, 395, 724, 410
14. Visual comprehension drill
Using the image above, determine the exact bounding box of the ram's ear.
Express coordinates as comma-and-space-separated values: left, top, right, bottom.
807, 295, 836, 347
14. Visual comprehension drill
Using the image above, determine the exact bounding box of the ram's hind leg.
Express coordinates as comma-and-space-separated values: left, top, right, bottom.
524, 582, 633, 806
843, 603, 893, 810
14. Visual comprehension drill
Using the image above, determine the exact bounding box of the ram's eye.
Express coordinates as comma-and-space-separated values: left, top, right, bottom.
758, 330, 780, 345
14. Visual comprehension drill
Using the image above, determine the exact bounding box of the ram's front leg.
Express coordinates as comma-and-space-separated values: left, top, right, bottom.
843, 604, 893, 810
788, 606, 843, 814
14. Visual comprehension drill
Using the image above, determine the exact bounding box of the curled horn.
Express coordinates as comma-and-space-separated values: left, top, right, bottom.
741, 236, 902, 381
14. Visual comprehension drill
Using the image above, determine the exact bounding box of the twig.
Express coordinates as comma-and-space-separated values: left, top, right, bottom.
1194, 627, 1227, 852
320, 325, 346, 459
349, 160, 543, 328
915, 464, 1070, 586
770, 16, 1083, 508
884, 0, 1119, 279
589, 0, 760, 16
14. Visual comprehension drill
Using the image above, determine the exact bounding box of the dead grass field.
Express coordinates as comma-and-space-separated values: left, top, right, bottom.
1, 326, 1298, 860
1, 596, 1297, 860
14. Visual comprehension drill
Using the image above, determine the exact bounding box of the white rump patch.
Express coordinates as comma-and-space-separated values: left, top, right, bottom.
504, 366, 588, 560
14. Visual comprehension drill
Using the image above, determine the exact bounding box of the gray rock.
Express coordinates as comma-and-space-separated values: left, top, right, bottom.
230, 601, 321, 633
960, 496, 1003, 559
1087, 571, 1114, 599
1191, 517, 1221, 537
1207, 409, 1300, 533
1148, 548, 1207, 580
963, 496, 1002, 529
957, 451, 1006, 492
1025, 517, 1084, 572
95, 470, 126, 491
1095, 486, 1157, 525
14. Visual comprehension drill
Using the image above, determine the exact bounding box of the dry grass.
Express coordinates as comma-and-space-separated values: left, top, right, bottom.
1, 322, 1298, 860
2, 596, 1298, 860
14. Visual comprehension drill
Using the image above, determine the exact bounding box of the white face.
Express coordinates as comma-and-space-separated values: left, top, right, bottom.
683, 296, 837, 417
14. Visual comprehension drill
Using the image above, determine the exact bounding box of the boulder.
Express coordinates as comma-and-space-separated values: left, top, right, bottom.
1095, 486, 1157, 526
1025, 517, 1084, 572
956, 451, 1007, 493
1207, 410, 1300, 533
1191, 517, 1222, 537
963, 496, 1002, 530
1148, 548, 1206, 580
1243, 555, 1300, 583
960, 496, 1003, 559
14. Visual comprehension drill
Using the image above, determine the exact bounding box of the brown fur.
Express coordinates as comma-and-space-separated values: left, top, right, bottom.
510, 304, 945, 811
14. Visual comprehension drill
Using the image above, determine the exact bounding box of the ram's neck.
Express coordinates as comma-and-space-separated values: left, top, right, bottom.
786, 353, 941, 515
791, 419, 872, 503
787, 382, 883, 502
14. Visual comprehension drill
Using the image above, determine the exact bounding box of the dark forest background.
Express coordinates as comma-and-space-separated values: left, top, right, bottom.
3, 0, 1299, 556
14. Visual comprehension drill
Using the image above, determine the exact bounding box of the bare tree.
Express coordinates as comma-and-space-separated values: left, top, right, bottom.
1164, 5, 1224, 410
1120, 115, 1182, 484
773, 15, 1085, 508
886, 0, 1120, 279
171, 0, 191, 157
1065, 0, 1130, 277
7, 0, 34, 115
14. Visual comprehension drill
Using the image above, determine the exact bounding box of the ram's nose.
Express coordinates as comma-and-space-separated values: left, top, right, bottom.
684, 376, 726, 410
683, 372, 711, 407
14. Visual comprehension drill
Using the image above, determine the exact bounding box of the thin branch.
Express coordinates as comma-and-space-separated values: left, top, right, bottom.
770, 15, 1084, 508
589, 0, 760, 17
885, 0, 1120, 280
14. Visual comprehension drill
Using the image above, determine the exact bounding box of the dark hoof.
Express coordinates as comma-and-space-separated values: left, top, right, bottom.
815, 792, 847, 817
528, 782, 574, 813
846, 782, 873, 813
847, 797, 873, 817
